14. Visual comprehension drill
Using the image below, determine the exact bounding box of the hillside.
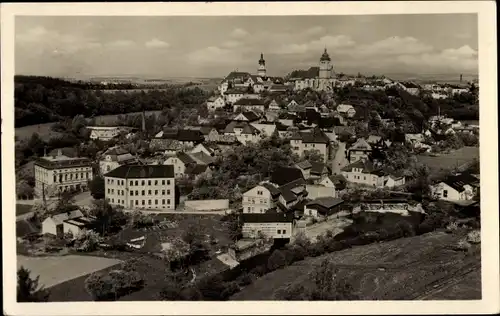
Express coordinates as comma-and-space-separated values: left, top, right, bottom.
231, 232, 481, 300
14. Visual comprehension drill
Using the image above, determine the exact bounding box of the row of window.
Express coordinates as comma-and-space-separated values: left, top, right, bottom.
110, 198, 171, 206
53, 172, 90, 183
107, 189, 172, 196
107, 179, 172, 186
244, 197, 268, 204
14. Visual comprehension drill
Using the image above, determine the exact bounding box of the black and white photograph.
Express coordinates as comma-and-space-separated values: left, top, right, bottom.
2, 2, 498, 315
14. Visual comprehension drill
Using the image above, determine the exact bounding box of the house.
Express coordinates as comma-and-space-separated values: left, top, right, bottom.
400, 82, 420, 95
310, 161, 331, 180
265, 99, 281, 111
152, 128, 204, 149
104, 164, 175, 210
278, 113, 297, 127
190, 143, 218, 157
224, 88, 248, 104
290, 128, 331, 162
233, 111, 261, 123
42, 210, 93, 238
431, 172, 479, 202
149, 139, 191, 155
305, 184, 336, 199
206, 95, 226, 111
320, 174, 348, 191
336, 104, 356, 118
295, 160, 313, 179
269, 84, 288, 93
250, 122, 277, 138
223, 121, 262, 144
341, 159, 405, 188
185, 164, 212, 181
271, 167, 305, 186
354, 199, 410, 213
241, 212, 294, 239
99, 146, 138, 175
163, 152, 212, 179
34, 150, 93, 197
87, 126, 132, 141
287, 102, 306, 115
347, 138, 373, 164
228, 238, 273, 262
287, 100, 299, 109
233, 98, 266, 112
304, 197, 345, 219
366, 135, 384, 147
242, 182, 281, 214
277, 178, 308, 210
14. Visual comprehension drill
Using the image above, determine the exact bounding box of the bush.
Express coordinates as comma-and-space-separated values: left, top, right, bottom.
267, 250, 287, 271
221, 281, 240, 299
453, 239, 471, 252
466, 230, 481, 244
237, 273, 254, 287
84, 269, 144, 301
288, 244, 308, 261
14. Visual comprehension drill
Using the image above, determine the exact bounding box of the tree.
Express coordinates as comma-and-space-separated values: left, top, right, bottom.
303, 149, 324, 163
89, 176, 105, 199
309, 259, 358, 300
90, 199, 117, 235
16, 180, 34, 200
267, 249, 287, 271
17, 266, 50, 302
224, 213, 242, 242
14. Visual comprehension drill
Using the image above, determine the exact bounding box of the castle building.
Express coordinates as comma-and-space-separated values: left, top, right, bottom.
294, 48, 337, 92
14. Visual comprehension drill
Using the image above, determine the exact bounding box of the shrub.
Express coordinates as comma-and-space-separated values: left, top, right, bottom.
267, 250, 287, 271
289, 244, 308, 261
237, 273, 254, 287
466, 230, 481, 244
446, 221, 460, 233
221, 281, 240, 299
453, 239, 471, 252
250, 265, 267, 277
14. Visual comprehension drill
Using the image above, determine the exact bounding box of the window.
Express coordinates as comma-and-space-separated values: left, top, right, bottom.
283, 230, 287, 234
443, 190, 448, 198
107, 188, 110, 194
155, 200, 158, 205
248, 207, 251, 212
154, 180, 158, 185
142, 190, 145, 196
148, 190, 152, 195
75, 174, 78, 179
112, 189, 114, 194
277, 229, 281, 234
117, 190, 120, 196
135, 200, 138, 205
155, 190, 158, 195
162, 199, 165, 204
162, 190, 165, 195
167, 199, 171, 204
167, 180, 171, 185
148, 180, 151, 185
257, 190, 262, 195
148, 200, 151, 205
142, 200, 145, 205
131, 191, 134, 196
112, 198, 114, 203
167, 189, 170, 195
130, 181, 134, 186
135, 190, 139, 195
65, 174, 68, 181
135, 181, 139, 185
141, 180, 145, 185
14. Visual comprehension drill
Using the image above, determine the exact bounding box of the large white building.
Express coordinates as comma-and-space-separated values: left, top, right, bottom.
34, 150, 93, 197
87, 126, 133, 141
104, 165, 175, 211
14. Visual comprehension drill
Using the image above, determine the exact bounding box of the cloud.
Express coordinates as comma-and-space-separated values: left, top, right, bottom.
356, 36, 434, 56
301, 26, 325, 37
107, 39, 135, 48
187, 46, 247, 66
221, 40, 242, 48
145, 38, 170, 48
275, 35, 355, 55
231, 28, 248, 38
396, 45, 478, 72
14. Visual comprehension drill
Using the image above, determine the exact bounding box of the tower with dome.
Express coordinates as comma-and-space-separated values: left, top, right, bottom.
257, 53, 267, 77
319, 48, 334, 79
293, 48, 337, 91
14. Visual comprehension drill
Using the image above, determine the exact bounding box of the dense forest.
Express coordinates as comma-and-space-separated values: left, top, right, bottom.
14, 76, 208, 127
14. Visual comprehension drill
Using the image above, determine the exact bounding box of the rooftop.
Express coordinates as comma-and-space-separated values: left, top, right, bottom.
104, 164, 174, 179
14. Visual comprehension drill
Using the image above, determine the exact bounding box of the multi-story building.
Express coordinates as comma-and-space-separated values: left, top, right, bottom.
294, 49, 337, 92
242, 183, 281, 214
34, 150, 93, 197
87, 126, 133, 141
99, 146, 138, 175
347, 138, 373, 164
241, 212, 294, 239
290, 128, 331, 162
104, 164, 175, 210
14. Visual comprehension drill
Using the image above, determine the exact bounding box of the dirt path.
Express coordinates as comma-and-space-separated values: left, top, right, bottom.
331, 141, 348, 175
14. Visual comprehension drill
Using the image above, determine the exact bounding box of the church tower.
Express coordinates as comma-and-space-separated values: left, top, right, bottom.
258, 53, 267, 77
319, 48, 333, 79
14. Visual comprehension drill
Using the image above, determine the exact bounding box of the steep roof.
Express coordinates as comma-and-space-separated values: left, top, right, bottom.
187, 164, 210, 175
224, 121, 260, 134
47, 210, 84, 225
326, 174, 347, 190
337, 104, 355, 113
260, 183, 281, 198
349, 138, 372, 151
299, 128, 330, 144
442, 173, 480, 192
296, 160, 313, 170
225, 71, 251, 81
341, 159, 377, 174
189, 151, 215, 165
307, 197, 344, 209
271, 167, 304, 186
175, 152, 197, 165
237, 111, 260, 122
310, 161, 329, 175
104, 165, 174, 179
367, 135, 383, 144
234, 98, 265, 106
225, 88, 248, 95
177, 129, 204, 142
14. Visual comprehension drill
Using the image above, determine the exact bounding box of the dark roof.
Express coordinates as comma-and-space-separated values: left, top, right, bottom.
310, 162, 329, 175
104, 165, 174, 179
177, 129, 204, 142
320, 48, 331, 62
442, 173, 480, 192
299, 128, 330, 144
234, 98, 265, 106
34, 156, 92, 170
241, 212, 294, 223
225, 71, 251, 81
271, 167, 304, 186
225, 88, 248, 94
176, 152, 197, 165
280, 190, 297, 203
327, 174, 347, 190
239, 111, 260, 122
187, 164, 209, 175
279, 178, 307, 203
261, 183, 281, 197
307, 197, 344, 209
341, 159, 377, 173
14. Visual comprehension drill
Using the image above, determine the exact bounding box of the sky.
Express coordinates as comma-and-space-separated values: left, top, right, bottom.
15, 14, 478, 78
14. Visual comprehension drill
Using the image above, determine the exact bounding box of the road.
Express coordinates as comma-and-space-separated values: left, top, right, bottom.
331, 141, 349, 175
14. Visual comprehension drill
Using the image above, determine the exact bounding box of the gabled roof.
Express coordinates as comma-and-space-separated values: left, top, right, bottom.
189, 151, 215, 165
234, 98, 265, 106
325, 174, 347, 190
177, 129, 204, 142
225, 71, 251, 81
271, 167, 304, 186
441, 173, 480, 192
310, 162, 329, 175
187, 164, 210, 175
334, 126, 355, 136
367, 135, 383, 144
224, 121, 261, 135
341, 159, 377, 174
349, 138, 372, 151
261, 183, 281, 198
175, 152, 197, 165
295, 160, 313, 170
337, 104, 355, 113
307, 197, 344, 210
236, 111, 260, 122
299, 128, 330, 144
47, 210, 84, 225
225, 88, 248, 95
105, 165, 174, 179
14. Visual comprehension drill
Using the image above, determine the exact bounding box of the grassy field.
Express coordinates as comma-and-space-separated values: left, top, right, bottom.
231, 232, 481, 300
92, 110, 162, 125
17, 255, 123, 289
417, 146, 479, 172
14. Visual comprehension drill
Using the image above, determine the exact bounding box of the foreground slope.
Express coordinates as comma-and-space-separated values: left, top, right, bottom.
231, 232, 481, 300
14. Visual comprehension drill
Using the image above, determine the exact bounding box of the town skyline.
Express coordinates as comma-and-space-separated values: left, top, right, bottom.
15, 14, 478, 78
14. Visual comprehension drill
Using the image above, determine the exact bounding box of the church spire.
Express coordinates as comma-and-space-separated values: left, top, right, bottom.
259, 52, 265, 66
